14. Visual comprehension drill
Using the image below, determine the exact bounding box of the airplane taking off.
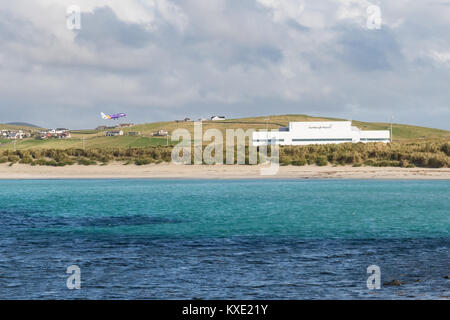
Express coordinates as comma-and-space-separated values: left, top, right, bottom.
101, 112, 126, 120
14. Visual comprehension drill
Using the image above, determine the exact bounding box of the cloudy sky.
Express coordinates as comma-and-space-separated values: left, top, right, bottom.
0, 0, 449, 129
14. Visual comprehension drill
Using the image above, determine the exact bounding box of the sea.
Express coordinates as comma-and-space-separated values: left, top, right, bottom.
0, 179, 448, 299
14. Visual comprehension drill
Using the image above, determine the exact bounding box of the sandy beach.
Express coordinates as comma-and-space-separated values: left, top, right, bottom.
0, 163, 449, 179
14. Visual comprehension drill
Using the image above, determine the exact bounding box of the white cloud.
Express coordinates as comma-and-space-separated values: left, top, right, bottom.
257, 0, 305, 24
335, 0, 371, 22
0, 0, 449, 129
429, 50, 450, 65
2, 0, 187, 33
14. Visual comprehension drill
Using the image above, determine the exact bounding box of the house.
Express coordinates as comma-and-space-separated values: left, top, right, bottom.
38, 131, 52, 139
211, 116, 225, 121
252, 121, 390, 146
37, 128, 71, 139
106, 130, 123, 136
1, 130, 29, 139
128, 131, 141, 136
152, 129, 169, 136
55, 128, 71, 138
175, 118, 191, 123
96, 125, 118, 130
119, 123, 134, 128
7, 131, 25, 140
57, 132, 71, 139
158, 129, 169, 136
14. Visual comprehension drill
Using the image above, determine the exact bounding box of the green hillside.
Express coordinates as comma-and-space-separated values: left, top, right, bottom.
0, 136, 168, 150
351, 120, 449, 141
0, 123, 44, 131
6, 122, 41, 128
1, 114, 448, 150
121, 114, 450, 141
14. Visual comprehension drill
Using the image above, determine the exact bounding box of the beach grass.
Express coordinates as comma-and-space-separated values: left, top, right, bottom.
1, 140, 449, 168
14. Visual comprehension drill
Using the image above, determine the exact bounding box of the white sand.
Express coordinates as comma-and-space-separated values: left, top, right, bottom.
0, 163, 449, 179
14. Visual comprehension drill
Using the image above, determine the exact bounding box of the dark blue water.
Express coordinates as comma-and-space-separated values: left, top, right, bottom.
0, 179, 449, 299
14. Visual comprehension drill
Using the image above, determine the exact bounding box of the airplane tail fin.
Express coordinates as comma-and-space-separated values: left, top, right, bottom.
101, 112, 110, 120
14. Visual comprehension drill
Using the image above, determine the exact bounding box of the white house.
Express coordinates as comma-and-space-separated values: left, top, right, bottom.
152, 129, 168, 136
252, 121, 390, 146
55, 128, 69, 134
211, 116, 225, 121
6, 131, 25, 140
106, 130, 124, 136
38, 129, 71, 139
128, 131, 141, 136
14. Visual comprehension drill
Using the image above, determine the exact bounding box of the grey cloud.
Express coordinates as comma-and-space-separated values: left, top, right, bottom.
0, 1, 449, 130
336, 26, 402, 72
75, 7, 152, 49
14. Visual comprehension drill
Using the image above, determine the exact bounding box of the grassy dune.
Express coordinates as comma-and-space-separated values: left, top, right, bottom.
1, 140, 449, 168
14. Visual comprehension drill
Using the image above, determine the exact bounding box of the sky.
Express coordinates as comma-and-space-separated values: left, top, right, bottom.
0, 0, 449, 130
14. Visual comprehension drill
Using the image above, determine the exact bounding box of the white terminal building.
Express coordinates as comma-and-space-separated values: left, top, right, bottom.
252, 121, 390, 146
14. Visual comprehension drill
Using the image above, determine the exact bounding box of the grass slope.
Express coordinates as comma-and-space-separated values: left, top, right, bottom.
1, 114, 448, 150
0, 123, 45, 131
0, 136, 168, 150
125, 114, 450, 141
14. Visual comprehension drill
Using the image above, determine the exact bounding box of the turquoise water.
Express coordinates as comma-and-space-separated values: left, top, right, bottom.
0, 179, 449, 299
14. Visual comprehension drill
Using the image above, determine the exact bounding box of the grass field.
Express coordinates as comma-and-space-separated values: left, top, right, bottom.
120, 114, 450, 141
0, 136, 169, 150
1, 114, 449, 151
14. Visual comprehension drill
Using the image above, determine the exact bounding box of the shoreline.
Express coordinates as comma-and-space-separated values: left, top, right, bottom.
0, 163, 449, 180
